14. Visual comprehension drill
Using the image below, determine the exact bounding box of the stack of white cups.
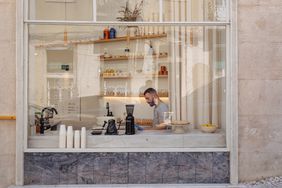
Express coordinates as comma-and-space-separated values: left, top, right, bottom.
81, 127, 86, 148
66, 126, 74, 148
74, 130, 80, 148
59, 124, 66, 148
59, 125, 86, 149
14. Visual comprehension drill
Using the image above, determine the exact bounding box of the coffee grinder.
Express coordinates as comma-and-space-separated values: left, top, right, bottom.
125, 104, 135, 135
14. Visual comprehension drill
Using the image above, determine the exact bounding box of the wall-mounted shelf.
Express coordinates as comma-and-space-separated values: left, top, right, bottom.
46, 73, 74, 79
102, 75, 131, 79
101, 95, 169, 98
94, 33, 167, 44
100, 53, 168, 62
35, 33, 167, 48
133, 74, 168, 78
101, 74, 168, 79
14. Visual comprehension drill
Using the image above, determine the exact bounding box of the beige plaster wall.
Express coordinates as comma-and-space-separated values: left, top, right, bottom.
238, 0, 282, 182
0, 1, 16, 188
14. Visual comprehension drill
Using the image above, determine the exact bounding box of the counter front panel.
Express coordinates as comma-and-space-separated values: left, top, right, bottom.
24, 152, 229, 185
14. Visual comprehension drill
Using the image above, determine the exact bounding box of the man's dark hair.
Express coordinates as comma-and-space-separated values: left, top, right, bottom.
144, 87, 157, 95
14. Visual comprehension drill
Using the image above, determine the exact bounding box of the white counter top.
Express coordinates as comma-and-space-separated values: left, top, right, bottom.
28, 128, 226, 149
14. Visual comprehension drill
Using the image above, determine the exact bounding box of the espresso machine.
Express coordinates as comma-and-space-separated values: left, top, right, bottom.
125, 104, 135, 135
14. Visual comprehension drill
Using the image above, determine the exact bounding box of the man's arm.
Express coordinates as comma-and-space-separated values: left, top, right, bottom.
155, 102, 169, 129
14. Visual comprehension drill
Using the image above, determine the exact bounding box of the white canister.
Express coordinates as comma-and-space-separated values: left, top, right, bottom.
59, 124, 66, 148
66, 126, 74, 148
81, 127, 86, 149
74, 130, 80, 149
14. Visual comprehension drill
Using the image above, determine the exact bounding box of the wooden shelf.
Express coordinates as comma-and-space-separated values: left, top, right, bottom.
46, 73, 74, 79
102, 75, 131, 79
132, 74, 168, 78
101, 95, 169, 98
100, 53, 168, 61
35, 33, 167, 48
101, 74, 168, 79
94, 33, 167, 44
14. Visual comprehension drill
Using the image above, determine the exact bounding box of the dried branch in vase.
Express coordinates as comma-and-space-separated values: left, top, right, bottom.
116, 0, 144, 21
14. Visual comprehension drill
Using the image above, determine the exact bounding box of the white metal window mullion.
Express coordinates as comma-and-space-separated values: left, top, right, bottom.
159, 0, 163, 22
229, 0, 238, 184
226, 25, 231, 151
227, 0, 230, 22
92, 0, 96, 22
180, 0, 187, 120
169, 0, 177, 118
23, 0, 29, 152
175, 0, 182, 121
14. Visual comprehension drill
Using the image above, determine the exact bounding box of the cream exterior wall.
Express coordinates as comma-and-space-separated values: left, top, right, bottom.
0, 1, 16, 188
0, 0, 282, 187
238, 0, 282, 182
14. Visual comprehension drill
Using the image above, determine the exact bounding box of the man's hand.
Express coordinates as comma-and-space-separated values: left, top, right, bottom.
155, 123, 167, 130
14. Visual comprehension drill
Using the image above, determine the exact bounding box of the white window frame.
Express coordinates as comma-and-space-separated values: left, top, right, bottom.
16, 0, 238, 185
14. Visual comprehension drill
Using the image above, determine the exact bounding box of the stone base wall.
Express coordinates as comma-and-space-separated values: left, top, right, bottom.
24, 152, 229, 185
0, 0, 16, 188
238, 0, 282, 181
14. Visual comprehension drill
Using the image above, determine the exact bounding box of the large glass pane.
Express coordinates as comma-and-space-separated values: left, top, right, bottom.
178, 26, 226, 130
97, 0, 160, 22
28, 24, 226, 148
29, 0, 93, 21
163, 0, 227, 22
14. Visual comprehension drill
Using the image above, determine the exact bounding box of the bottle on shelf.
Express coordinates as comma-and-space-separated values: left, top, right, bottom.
109, 27, 116, 39
103, 27, 110, 39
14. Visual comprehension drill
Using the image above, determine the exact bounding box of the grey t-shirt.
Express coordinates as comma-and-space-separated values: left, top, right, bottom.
153, 100, 169, 126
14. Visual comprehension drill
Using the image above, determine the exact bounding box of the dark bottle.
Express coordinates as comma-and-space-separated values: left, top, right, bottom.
109, 27, 116, 39
39, 116, 45, 134
125, 113, 135, 135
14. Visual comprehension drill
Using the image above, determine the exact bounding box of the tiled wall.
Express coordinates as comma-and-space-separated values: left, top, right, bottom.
24, 152, 229, 185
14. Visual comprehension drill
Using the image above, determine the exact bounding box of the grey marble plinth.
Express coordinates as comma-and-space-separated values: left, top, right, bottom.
24, 152, 229, 185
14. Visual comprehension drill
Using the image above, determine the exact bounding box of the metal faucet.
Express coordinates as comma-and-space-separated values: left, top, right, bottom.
39, 107, 58, 134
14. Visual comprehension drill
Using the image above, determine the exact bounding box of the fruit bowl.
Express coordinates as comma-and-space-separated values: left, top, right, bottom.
200, 123, 218, 133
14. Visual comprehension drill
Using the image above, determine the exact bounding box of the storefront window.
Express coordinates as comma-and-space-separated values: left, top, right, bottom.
163, 0, 227, 22
26, 0, 229, 149
28, 0, 93, 21
97, 0, 160, 22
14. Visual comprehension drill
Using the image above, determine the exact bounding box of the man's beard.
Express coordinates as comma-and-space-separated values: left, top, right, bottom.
148, 101, 155, 107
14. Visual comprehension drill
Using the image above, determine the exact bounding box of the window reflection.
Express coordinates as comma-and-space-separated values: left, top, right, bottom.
29, 0, 93, 21
28, 24, 226, 132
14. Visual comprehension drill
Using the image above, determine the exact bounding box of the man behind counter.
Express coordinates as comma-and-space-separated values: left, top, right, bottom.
143, 88, 169, 129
